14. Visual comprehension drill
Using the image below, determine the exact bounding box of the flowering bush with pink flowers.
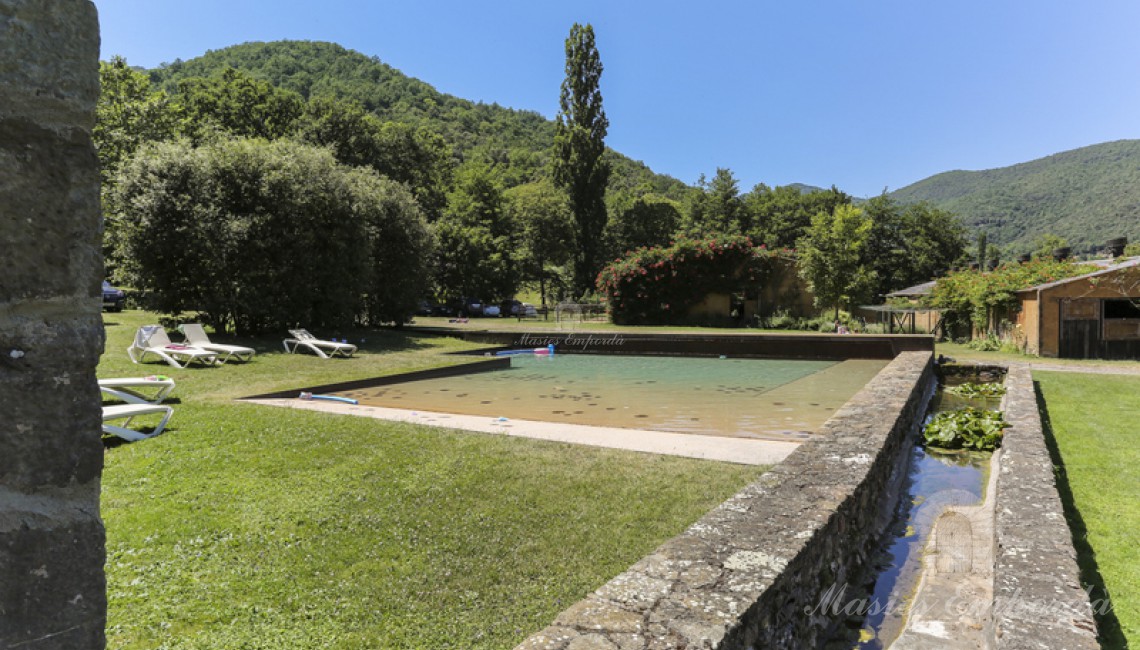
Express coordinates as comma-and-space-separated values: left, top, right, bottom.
596, 235, 792, 325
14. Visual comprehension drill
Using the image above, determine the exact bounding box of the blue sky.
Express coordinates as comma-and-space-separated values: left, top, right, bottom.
95, 0, 1140, 197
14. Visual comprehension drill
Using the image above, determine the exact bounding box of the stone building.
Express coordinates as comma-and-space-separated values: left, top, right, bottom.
1015, 257, 1140, 358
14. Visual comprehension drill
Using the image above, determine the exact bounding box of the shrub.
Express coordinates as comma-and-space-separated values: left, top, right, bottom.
596, 235, 791, 325
966, 336, 1002, 352
114, 139, 429, 333
929, 258, 1087, 331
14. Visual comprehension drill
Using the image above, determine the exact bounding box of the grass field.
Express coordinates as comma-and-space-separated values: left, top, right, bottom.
936, 341, 1140, 372
1035, 371, 1140, 649
100, 312, 763, 649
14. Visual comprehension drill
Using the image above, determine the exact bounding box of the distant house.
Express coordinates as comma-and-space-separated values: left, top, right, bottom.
860, 280, 944, 335
686, 257, 814, 323
1015, 258, 1140, 358
884, 281, 937, 301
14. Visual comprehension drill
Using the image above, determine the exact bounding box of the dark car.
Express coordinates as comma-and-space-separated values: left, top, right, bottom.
454, 297, 483, 317
102, 280, 126, 312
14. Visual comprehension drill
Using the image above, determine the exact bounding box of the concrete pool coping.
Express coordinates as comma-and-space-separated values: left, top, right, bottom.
244, 398, 801, 465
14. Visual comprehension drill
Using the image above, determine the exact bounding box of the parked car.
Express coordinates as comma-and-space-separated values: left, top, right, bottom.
500, 299, 523, 316
449, 297, 483, 317
520, 303, 538, 318
102, 280, 126, 312
414, 300, 434, 317
482, 305, 501, 317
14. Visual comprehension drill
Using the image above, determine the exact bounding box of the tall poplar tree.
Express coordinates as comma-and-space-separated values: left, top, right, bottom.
553, 23, 611, 298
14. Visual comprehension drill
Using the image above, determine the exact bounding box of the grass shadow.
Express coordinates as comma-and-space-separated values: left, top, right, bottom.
1035, 380, 1130, 650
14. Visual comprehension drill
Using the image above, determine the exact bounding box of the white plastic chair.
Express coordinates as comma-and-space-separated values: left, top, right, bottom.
98, 376, 176, 405
127, 325, 220, 368
282, 329, 357, 359
102, 404, 173, 441
178, 323, 255, 363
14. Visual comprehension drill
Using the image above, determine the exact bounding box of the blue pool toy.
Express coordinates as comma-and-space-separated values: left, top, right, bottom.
494, 344, 556, 357
299, 391, 358, 405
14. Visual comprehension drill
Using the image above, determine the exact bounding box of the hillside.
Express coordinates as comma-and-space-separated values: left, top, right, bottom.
148, 40, 689, 199
890, 140, 1140, 254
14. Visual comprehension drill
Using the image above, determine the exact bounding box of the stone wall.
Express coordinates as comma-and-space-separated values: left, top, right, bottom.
0, 1, 106, 648
516, 351, 934, 649
990, 364, 1099, 649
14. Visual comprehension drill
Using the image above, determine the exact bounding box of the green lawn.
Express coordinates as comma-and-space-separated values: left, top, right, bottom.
100, 311, 763, 649
937, 341, 1140, 371
1035, 371, 1140, 648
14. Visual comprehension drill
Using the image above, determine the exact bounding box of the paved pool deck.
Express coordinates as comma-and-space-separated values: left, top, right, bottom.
246, 398, 801, 465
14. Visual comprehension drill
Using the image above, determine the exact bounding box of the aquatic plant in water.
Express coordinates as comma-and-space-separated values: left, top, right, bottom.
923, 407, 1007, 451
946, 381, 1007, 399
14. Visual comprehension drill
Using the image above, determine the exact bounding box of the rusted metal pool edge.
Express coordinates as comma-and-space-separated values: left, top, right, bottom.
240, 357, 510, 400
410, 327, 934, 360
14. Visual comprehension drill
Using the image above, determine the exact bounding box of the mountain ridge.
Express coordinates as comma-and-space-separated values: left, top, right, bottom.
147, 40, 689, 199
145, 41, 1138, 253
889, 139, 1140, 254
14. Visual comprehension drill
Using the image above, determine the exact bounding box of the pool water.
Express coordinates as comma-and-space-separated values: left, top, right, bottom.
335, 354, 887, 440
850, 446, 990, 648
844, 387, 1000, 649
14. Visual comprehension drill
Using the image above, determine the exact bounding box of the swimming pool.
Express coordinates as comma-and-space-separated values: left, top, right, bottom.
333, 354, 888, 441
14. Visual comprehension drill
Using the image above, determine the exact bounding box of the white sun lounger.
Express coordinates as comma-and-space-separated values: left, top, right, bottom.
177, 323, 255, 363
128, 325, 220, 368
283, 329, 357, 359
102, 403, 174, 441
98, 376, 176, 405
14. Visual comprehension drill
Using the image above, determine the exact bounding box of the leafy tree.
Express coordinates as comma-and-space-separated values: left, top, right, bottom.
859, 194, 966, 296
95, 56, 181, 185
976, 232, 988, 268
433, 163, 517, 303
552, 23, 611, 297
95, 56, 182, 274
177, 67, 304, 141
797, 204, 876, 319
1030, 233, 1068, 259
296, 95, 383, 168
899, 203, 967, 279
859, 194, 908, 297
146, 41, 687, 208
745, 184, 852, 249
605, 194, 681, 258
297, 96, 454, 220
505, 180, 575, 306
357, 177, 433, 326
371, 122, 453, 221
682, 168, 748, 236
113, 139, 429, 332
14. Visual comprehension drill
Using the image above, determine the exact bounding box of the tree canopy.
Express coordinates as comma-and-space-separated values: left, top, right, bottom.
553, 23, 611, 298
113, 138, 429, 332
797, 204, 876, 318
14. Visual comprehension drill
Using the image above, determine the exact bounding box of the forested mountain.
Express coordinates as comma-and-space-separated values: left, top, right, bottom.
889, 140, 1140, 255
147, 40, 688, 199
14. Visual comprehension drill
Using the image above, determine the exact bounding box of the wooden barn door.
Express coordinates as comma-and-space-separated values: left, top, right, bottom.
1059, 299, 1101, 359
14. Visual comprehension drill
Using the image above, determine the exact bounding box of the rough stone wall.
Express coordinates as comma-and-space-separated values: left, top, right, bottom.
990, 364, 1099, 649
515, 351, 934, 649
0, 1, 107, 648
